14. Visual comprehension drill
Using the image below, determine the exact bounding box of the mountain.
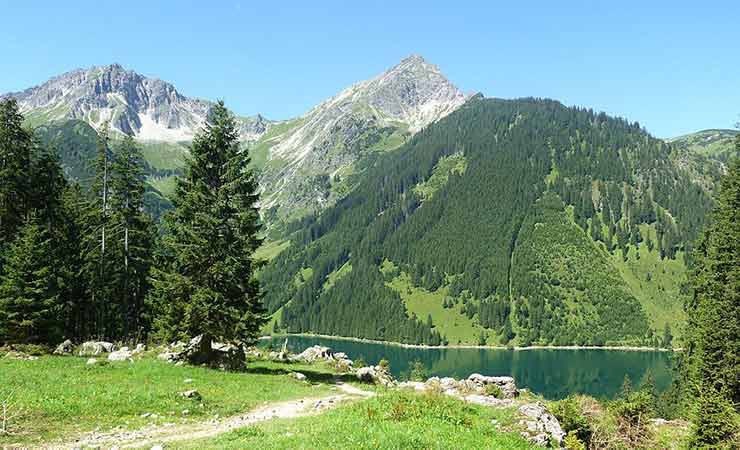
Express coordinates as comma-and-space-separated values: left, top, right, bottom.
668, 129, 739, 164
260, 97, 717, 346
3, 63, 269, 142
3, 56, 469, 226
250, 55, 469, 224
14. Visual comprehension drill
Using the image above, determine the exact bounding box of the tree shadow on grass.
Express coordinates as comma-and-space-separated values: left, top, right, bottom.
243, 365, 358, 384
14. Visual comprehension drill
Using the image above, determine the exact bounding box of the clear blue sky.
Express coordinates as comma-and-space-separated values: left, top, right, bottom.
1, 1, 737, 137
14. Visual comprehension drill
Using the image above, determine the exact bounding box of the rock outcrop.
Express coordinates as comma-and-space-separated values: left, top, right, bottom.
518, 402, 565, 447
416, 374, 520, 399
78, 341, 116, 356
289, 345, 354, 369
158, 335, 245, 370
53, 339, 75, 355
2, 64, 268, 142
356, 365, 396, 387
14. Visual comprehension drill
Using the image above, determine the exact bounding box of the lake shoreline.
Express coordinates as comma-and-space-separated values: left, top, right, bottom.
259, 333, 678, 352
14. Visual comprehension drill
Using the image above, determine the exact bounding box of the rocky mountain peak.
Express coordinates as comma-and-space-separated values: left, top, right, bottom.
3, 64, 266, 142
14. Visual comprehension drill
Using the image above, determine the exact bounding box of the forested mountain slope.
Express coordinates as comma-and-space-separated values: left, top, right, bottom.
3, 56, 468, 228
261, 96, 715, 346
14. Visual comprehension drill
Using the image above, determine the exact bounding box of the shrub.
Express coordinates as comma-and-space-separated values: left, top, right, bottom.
609, 390, 654, 446
611, 390, 654, 426
484, 384, 503, 399
409, 360, 426, 381
378, 358, 390, 372
563, 430, 586, 450
8, 344, 48, 356
353, 357, 367, 368
553, 396, 592, 444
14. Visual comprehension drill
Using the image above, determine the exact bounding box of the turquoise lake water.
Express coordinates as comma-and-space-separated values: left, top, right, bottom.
260, 335, 675, 400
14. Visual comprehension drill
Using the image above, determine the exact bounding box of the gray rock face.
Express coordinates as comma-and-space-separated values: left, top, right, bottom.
518, 402, 565, 447
2, 55, 469, 226
79, 341, 116, 356
255, 55, 471, 220
3, 64, 268, 142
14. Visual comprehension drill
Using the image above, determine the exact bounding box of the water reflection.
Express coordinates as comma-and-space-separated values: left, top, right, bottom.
260, 336, 674, 400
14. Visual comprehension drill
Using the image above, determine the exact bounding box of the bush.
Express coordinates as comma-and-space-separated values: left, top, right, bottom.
563, 430, 586, 450
378, 358, 390, 372
484, 384, 503, 399
689, 386, 740, 449
609, 390, 654, 446
8, 343, 48, 356
409, 360, 426, 381
553, 396, 592, 444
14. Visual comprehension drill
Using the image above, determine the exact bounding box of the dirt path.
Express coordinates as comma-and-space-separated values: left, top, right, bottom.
55, 383, 374, 449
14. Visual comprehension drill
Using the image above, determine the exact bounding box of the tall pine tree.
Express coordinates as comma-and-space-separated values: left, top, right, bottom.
110, 135, 154, 339
80, 122, 115, 338
0, 99, 32, 249
0, 215, 61, 344
148, 101, 266, 348
682, 157, 740, 446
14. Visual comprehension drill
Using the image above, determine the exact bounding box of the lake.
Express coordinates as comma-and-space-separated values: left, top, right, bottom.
259, 335, 675, 400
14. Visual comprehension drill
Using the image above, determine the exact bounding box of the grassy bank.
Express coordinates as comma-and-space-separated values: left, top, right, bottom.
0, 355, 336, 446
175, 390, 534, 449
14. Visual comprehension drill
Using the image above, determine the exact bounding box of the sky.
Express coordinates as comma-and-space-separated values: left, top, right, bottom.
1, 1, 738, 138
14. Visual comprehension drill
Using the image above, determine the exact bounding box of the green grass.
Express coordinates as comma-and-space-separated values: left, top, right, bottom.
413, 153, 467, 200
294, 267, 314, 288
323, 262, 353, 291
0, 356, 334, 446
262, 305, 285, 334
174, 390, 533, 449
147, 174, 178, 198
248, 118, 305, 172
255, 239, 291, 262
139, 140, 189, 170
386, 269, 484, 345
609, 224, 688, 336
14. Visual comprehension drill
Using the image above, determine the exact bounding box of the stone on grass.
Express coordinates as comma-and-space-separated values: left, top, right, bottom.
53, 339, 75, 355
108, 347, 133, 362
180, 389, 202, 400
79, 341, 116, 356
293, 372, 307, 381
86, 358, 98, 365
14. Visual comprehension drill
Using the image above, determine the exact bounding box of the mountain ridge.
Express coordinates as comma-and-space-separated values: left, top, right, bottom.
2, 55, 470, 224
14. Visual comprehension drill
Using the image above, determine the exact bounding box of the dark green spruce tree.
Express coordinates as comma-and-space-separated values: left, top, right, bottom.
80, 122, 114, 338
148, 101, 266, 348
683, 157, 740, 446
0, 99, 32, 250
0, 214, 61, 344
109, 135, 154, 339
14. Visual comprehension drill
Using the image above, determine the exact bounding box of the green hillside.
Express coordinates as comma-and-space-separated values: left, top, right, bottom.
262, 97, 716, 346
669, 128, 739, 163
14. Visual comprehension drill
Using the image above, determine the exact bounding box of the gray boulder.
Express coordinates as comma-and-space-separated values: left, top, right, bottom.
53, 339, 75, 355
356, 365, 395, 387
79, 341, 116, 356
171, 335, 246, 370
293, 345, 333, 363
108, 347, 133, 362
518, 402, 565, 447
466, 374, 519, 398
